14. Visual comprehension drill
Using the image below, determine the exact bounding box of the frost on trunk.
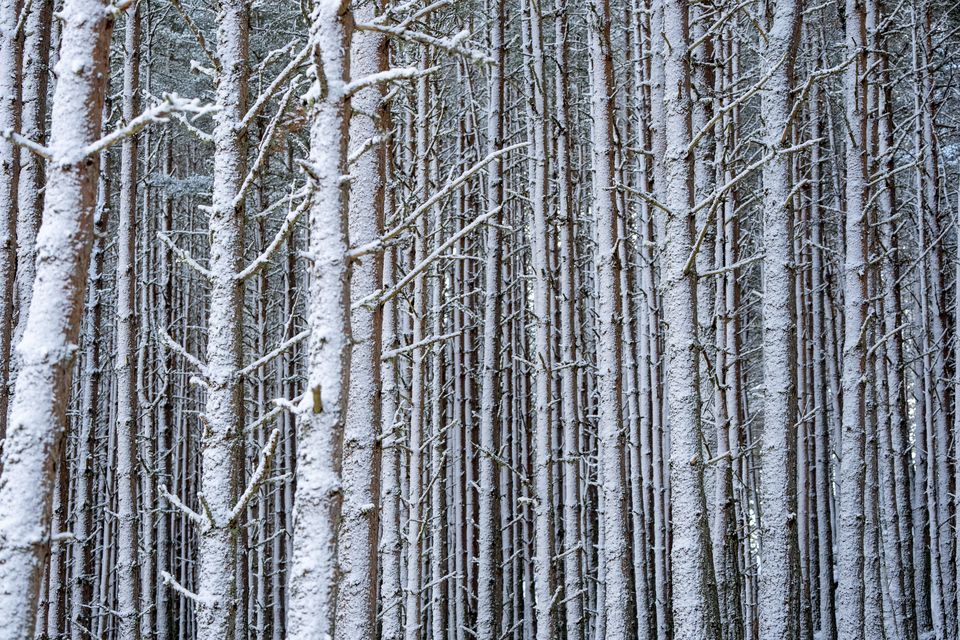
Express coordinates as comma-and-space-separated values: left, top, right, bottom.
808, 79, 838, 640
13, 0, 52, 348
520, 0, 555, 636
587, 2, 631, 638
0, 0, 23, 446
191, 1, 250, 638
286, 2, 351, 639
476, 2, 505, 638
553, 4, 584, 638
757, 1, 802, 639
336, 2, 385, 637
836, 0, 869, 637
0, 2, 114, 638
656, 1, 720, 638
115, 5, 142, 639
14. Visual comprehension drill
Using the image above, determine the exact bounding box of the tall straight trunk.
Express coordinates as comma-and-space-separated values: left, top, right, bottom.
869, 1, 913, 633
195, 2, 249, 638
658, 1, 720, 638
553, 5, 584, 638
155, 136, 175, 640
0, 0, 22, 446
72, 135, 110, 640
587, 2, 631, 638
758, 2, 803, 639
520, 0, 556, 636
116, 5, 142, 639
476, 1, 504, 637
337, 3, 385, 638
286, 2, 352, 639
836, 0, 869, 637
13, 0, 51, 345
379, 156, 403, 640
808, 79, 837, 640
403, 49, 430, 640
428, 213, 446, 640
0, 2, 114, 638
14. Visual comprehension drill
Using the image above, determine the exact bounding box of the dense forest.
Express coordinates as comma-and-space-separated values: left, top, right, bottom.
1, 0, 959, 639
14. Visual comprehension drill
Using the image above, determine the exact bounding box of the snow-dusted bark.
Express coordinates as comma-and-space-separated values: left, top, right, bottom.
402, 51, 430, 640
336, 4, 385, 639
520, 0, 556, 636
476, 2, 504, 637
553, 5, 584, 638
836, 0, 869, 637
657, 1, 720, 638
587, 2, 631, 638
286, 2, 352, 639
0, 0, 23, 447
115, 6, 142, 639
12, 0, 51, 348
757, 2, 802, 639
0, 2, 114, 638
808, 80, 837, 640
379, 237, 403, 640
191, 2, 250, 638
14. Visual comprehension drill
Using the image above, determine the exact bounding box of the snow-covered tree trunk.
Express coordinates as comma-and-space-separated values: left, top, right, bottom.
72, 145, 110, 640
757, 2, 802, 639
836, 0, 869, 637
12, 0, 51, 348
553, 5, 584, 638
336, 3, 385, 638
587, 1, 631, 637
380, 237, 402, 640
476, 2, 505, 637
808, 79, 837, 640
0, 0, 23, 447
0, 2, 114, 638
657, 1, 720, 638
520, 0, 556, 636
115, 5, 142, 639
286, 2, 352, 639
192, 1, 250, 638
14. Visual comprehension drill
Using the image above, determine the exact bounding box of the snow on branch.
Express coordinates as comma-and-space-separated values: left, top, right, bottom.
348, 134, 387, 167
355, 205, 502, 310
354, 23, 493, 65
687, 0, 752, 53
82, 94, 212, 159
0, 128, 52, 160
619, 184, 676, 217
783, 54, 856, 141
232, 83, 299, 211
240, 42, 312, 130
227, 428, 282, 526
157, 325, 209, 377
373, 0, 453, 27
159, 484, 210, 529
238, 330, 310, 379
171, 111, 214, 144
169, 0, 219, 72
688, 54, 786, 154
158, 232, 214, 280
381, 330, 462, 362
161, 571, 207, 604
349, 141, 527, 259
236, 194, 311, 281
343, 66, 437, 97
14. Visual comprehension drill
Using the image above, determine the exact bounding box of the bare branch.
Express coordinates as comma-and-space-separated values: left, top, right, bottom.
159, 484, 209, 529
158, 232, 214, 280
227, 428, 282, 526
238, 330, 310, 378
